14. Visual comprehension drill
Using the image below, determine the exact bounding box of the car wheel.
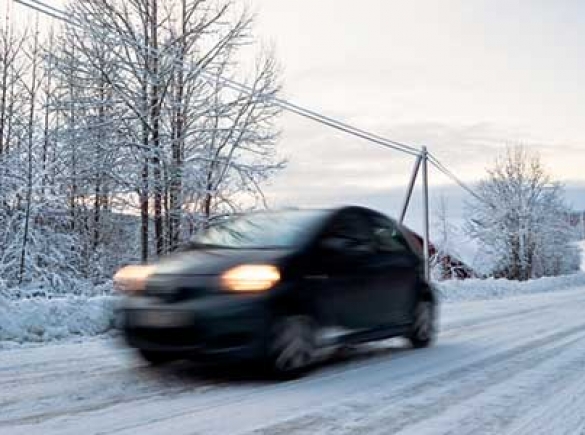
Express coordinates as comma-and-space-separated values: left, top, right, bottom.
138, 349, 177, 365
409, 300, 436, 348
267, 315, 316, 379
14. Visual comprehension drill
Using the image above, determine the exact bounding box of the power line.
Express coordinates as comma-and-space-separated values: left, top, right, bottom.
26, 0, 72, 17
15, 0, 422, 157
427, 152, 483, 202
428, 154, 479, 199
198, 71, 422, 156
15, 0, 485, 202
201, 70, 421, 154
14, 0, 76, 25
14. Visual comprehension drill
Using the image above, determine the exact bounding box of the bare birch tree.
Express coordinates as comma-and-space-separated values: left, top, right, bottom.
466, 146, 580, 280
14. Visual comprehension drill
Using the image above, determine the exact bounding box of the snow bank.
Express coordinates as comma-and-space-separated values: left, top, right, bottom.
0, 280, 114, 300
438, 272, 585, 303
0, 295, 118, 344
2, 273, 585, 344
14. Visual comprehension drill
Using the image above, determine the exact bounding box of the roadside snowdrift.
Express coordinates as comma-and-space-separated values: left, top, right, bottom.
2, 273, 585, 344
0, 296, 118, 344
438, 272, 585, 302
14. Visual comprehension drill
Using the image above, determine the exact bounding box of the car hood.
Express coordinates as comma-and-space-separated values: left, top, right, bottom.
151, 248, 291, 276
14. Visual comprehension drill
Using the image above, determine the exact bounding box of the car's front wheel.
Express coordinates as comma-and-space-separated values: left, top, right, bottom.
267, 315, 316, 379
408, 299, 436, 348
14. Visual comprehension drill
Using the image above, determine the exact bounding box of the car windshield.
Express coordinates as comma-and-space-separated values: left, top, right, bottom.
190, 210, 326, 249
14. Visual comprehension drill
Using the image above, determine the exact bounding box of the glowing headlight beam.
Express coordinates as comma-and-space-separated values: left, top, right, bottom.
113, 265, 155, 294
222, 265, 280, 292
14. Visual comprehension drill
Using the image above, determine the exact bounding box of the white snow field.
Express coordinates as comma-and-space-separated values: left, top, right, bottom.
2, 276, 585, 434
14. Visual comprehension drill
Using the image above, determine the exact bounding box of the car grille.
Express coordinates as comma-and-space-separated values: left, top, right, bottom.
128, 326, 202, 348
145, 276, 210, 302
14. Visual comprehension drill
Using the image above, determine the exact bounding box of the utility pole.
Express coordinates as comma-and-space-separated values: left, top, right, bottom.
399, 153, 423, 224
422, 146, 430, 282
399, 147, 431, 283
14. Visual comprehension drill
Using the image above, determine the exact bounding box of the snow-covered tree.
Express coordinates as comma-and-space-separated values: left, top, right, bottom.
432, 196, 458, 280
60, 0, 283, 257
0, 1, 284, 295
466, 146, 579, 280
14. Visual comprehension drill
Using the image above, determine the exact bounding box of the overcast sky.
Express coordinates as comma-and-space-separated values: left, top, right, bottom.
246, 0, 585, 218
10, 0, 585, 221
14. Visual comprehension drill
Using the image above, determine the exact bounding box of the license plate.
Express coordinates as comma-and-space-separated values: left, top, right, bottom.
132, 310, 189, 328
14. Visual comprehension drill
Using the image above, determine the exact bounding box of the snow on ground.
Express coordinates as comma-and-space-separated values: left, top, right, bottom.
0, 296, 118, 345
437, 272, 585, 302
3, 284, 585, 434
2, 273, 585, 345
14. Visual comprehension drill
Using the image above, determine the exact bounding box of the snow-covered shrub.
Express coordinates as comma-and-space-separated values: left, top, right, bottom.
466, 146, 580, 280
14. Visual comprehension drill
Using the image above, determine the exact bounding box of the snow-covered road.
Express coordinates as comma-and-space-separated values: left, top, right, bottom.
3, 286, 585, 435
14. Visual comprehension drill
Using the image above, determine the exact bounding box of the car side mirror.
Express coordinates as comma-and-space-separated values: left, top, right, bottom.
320, 237, 375, 257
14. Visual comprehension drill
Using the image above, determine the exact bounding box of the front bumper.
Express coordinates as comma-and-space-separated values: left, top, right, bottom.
118, 294, 270, 361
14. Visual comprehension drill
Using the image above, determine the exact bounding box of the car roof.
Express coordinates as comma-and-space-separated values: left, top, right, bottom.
235, 205, 394, 220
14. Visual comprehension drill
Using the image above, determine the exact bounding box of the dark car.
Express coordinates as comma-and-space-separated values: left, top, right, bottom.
114, 206, 437, 377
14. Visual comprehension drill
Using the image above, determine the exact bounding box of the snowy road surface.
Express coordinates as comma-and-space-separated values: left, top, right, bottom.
3, 286, 585, 435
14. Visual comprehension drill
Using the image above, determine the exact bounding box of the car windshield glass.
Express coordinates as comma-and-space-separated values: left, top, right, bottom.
191, 210, 326, 249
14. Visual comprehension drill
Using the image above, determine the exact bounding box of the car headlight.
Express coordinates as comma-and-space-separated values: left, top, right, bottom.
113, 265, 156, 294
221, 265, 281, 292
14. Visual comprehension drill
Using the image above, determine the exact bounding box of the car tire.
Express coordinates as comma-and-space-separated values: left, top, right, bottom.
138, 349, 177, 365
408, 299, 436, 348
267, 315, 316, 379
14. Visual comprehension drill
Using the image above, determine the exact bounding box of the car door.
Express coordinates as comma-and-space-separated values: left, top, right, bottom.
367, 213, 420, 326
310, 209, 379, 331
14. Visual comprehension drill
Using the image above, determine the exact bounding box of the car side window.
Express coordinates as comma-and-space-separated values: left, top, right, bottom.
323, 210, 374, 253
370, 215, 410, 253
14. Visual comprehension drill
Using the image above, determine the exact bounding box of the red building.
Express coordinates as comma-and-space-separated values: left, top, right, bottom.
400, 225, 478, 280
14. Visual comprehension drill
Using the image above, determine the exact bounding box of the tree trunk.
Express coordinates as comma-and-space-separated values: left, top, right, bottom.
42, 32, 53, 196
169, 0, 186, 250
19, 27, 40, 284
140, 2, 151, 264
0, 45, 8, 155
140, 157, 149, 263
69, 47, 78, 233
150, 0, 163, 256
5, 55, 14, 155
93, 69, 106, 251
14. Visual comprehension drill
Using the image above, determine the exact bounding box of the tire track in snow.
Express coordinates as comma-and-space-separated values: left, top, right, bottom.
3, 287, 585, 435
343, 327, 585, 434
403, 335, 585, 435
33, 304, 583, 435
0, 299, 538, 430
249, 322, 585, 435
504, 369, 585, 435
